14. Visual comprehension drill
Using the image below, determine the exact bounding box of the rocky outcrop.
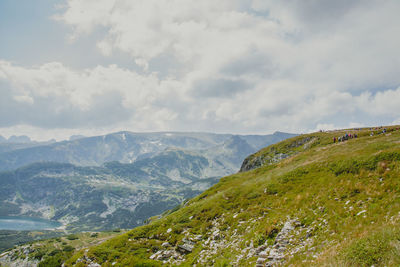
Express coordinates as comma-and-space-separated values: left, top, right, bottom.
149, 230, 199, 264
256, 219, 298, 267
149, 249, 183, 262
255, 217, 321, 267
177, 238, 195, 253
240, 137, 317, 172
240, 153, 289, 172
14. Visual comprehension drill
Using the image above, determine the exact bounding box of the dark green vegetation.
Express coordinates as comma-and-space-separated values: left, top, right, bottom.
49, 126, 400, 266
340, 228, 400, 266
0, 230, 64, 252
0, 231, 125, 267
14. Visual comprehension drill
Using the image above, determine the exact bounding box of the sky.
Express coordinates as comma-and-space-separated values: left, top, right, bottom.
1, 0, 400, 141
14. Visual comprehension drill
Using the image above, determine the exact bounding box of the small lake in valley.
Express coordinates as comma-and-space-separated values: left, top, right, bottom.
0, 216, 61, 230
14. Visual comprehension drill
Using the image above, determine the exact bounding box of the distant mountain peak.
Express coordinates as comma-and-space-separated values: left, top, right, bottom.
273, 131, 295, 136
7, 135, 31, 143
69, 135, 86, 141
224, 135, 249, 148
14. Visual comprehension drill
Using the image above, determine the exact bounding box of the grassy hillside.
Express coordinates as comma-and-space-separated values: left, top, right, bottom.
4, 126, 400, 266
0, 230, 125, 267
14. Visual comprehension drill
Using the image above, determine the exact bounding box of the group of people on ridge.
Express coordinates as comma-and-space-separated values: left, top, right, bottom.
332, 127, 399, 143
333, 133, 357, 143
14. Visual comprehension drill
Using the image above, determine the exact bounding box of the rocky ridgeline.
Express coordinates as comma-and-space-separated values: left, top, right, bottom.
240, 137, 316, 172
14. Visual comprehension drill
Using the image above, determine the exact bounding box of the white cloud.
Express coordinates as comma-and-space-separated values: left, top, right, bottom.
356, 87, 400, 116
1, 0, 400, 139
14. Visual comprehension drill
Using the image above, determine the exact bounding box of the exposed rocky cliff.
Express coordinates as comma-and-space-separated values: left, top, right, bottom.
240, 136, 315, 172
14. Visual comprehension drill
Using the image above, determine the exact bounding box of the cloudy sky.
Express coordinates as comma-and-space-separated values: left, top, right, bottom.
1, 0, 400, 141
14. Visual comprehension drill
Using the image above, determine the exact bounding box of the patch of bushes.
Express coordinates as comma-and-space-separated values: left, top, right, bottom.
342, 228, 400, 266
38, 253, 64, 267
246, 191, 261, 200
265, 183, 279, 195
32, 249, 46, 260
63, 245, 74, 252
278, 168, 309, 183
48, 249, 62, 256
90, 233, 98, 238
330, 159, 366, 176
66, 234, 79, 240
254, 234, 266, 246
265, 225, 279, 239
330, 152, 400, 176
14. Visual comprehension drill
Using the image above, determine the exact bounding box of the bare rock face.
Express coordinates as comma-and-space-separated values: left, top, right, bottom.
240, 155, 266, 172
240, 153, 289, 172
240, 136, 315, 172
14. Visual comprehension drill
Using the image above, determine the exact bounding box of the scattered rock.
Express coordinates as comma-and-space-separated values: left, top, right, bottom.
255, 218, 317, 267
356, 210, 367, 216
194, 235, 202, 241
177, 238, 195, 253
177, 243, 194, 253
161, 242, 171, 248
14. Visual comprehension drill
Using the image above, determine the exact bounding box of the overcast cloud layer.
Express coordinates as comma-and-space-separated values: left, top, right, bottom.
1, 0, 400, 140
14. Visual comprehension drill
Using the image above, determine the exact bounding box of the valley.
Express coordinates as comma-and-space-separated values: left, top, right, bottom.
0, 131, 295, 252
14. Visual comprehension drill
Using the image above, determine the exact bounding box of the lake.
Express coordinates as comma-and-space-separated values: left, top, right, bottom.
0, 216, 61, 231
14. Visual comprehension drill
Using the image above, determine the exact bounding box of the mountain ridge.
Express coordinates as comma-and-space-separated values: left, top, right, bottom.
0, 131, 296, 172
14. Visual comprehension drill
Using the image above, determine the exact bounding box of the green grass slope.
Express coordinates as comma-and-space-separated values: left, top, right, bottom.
0, 230, 125, 267
14, 126, 400, 266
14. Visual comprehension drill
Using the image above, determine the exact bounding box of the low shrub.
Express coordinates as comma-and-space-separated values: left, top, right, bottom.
66, 234, 79, 240
342, 228, 400, 266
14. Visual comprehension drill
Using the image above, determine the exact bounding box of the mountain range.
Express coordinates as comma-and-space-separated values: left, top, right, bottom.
0, 131, 294, 172
0, 131, 296, 232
